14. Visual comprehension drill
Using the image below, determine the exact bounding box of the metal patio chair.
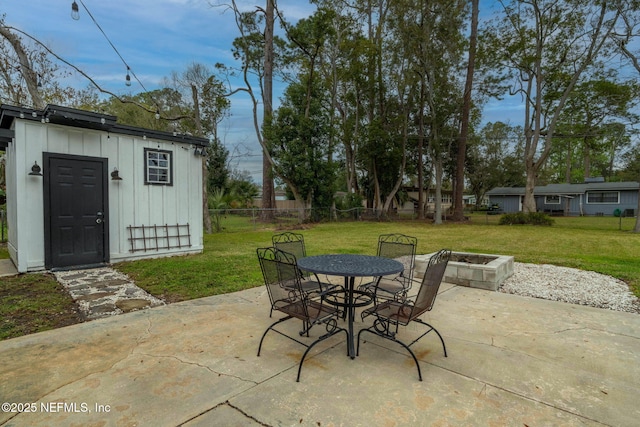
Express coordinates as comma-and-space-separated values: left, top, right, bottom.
256, 247, 348, 381
357, 249, 451, 381
272, 231, 338, 296
358, 233, 418, 303
272, 231, 307, 261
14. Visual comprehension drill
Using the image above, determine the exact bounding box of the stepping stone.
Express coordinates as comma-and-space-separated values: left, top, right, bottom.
89, 302, 118, 316
76, 292, 114, 302
93, 279, 130, 288
116, 299, 153, 312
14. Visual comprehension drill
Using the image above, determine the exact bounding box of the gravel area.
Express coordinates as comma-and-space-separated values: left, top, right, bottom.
499, 263, 640, 314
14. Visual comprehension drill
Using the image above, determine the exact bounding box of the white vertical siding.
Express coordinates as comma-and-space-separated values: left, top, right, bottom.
109, 135, 204, 262
5, 127, 19, 267
8, 119, 204, 272
10, 121, 48, 271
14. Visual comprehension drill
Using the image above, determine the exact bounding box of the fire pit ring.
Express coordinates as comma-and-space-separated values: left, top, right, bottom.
415, 252, 514, 291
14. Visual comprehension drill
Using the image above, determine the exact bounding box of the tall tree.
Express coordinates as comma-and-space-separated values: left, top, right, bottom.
452, 0, 479, 221
407, 0, 467, 224
611, 1, 640, 232
170, 63, 230, 234
550, 76, 638, 182
266, 79, 336, 217
267, 8, 338, 218
485, 0, 622, 212
262, 0, 276, 220
466, 122, 525, 208
223, 0, 285, 220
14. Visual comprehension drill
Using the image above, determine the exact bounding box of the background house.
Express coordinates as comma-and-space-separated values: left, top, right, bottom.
487, 178, 639, 216
0, 104, 209, 273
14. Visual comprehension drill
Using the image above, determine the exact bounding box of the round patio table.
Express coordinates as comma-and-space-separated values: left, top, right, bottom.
297, 254, 403, 359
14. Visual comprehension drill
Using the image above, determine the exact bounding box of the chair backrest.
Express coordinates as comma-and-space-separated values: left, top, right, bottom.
377, 234, 417, 283
272, 232, 307, 261
409, 249, 451, 320
257, 247, 303, 312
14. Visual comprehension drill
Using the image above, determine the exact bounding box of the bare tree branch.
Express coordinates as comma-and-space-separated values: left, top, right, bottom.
0, 25, 44, 108
3, 26, 193, 121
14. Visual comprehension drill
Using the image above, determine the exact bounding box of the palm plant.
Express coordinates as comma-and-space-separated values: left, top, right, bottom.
208, 188, 229, 232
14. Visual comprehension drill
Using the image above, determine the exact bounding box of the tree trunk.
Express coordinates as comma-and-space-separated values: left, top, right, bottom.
565, 140, 572, 183
523, 169, 537, 213
202, 157, 212, 233
373, 163, 383, 217
261, 0, 276, 221
417, 80, 426, 220
583, 138, 591, 179
434, 156, 444, 225
190, 84, 213, 234
417, 134, 425, 220
452, 0, 478, 222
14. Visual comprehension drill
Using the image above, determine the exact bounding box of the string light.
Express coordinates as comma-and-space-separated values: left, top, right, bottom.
70, 0, 148, 93
66, 0, 165, 118
71, 1, 80, 20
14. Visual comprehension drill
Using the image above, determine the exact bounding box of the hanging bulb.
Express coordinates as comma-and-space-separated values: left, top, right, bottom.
155, 110, 160, 120
71, 1, 80, 20
125, 68, 132, 87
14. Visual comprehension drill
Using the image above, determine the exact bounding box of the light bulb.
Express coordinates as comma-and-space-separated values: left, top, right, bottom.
71, 1, 80, 20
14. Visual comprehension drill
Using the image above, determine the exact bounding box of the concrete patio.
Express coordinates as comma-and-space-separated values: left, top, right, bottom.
1, 282, 639, 426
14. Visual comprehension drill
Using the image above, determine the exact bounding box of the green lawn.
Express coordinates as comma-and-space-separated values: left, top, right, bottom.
0, 273, 83, 340
1, 215, 639, 340
115, 214, 640, 301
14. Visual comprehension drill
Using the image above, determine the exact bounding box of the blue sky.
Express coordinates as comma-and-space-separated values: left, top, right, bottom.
2, 0, 524, 182
2, 0, 321, 180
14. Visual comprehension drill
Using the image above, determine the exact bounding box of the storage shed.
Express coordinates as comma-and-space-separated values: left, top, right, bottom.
0, 104, 209, 273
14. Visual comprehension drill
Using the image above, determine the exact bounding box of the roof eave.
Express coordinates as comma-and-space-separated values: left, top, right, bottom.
0, 103, 209, 147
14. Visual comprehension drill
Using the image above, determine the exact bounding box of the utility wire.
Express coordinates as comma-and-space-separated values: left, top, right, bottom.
76, 0, 149, 94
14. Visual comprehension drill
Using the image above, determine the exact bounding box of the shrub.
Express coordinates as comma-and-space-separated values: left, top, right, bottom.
499, 212, 554, 226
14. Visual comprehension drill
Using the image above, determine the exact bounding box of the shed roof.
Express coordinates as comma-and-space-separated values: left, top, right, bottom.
0, 104, 209, 148
487, 181, 639, 196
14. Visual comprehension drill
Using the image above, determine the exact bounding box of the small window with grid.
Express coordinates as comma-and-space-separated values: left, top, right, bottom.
144, 148, 173, 185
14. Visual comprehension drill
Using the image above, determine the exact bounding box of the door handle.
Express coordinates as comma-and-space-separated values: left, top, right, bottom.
96, 211, 104, 224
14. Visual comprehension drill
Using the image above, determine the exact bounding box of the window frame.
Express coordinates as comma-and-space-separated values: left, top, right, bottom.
544, 195, 561, 205
586, 191, 619, 204
144, 148, 173, 186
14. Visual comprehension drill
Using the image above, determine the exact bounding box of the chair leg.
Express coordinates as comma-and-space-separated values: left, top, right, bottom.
412, 318, 447, 357
296, 328, 349, 382
257, 315, 293, 357
357, 327, 423, 381
356, 327, 366, 356
432, 327, 447, 357
394, 337, 423, 381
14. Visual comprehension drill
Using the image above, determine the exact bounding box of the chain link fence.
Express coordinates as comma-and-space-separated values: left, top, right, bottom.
208, 207, 441, 231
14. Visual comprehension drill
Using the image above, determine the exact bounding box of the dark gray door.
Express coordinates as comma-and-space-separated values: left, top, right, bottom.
45, 154, 108, 269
